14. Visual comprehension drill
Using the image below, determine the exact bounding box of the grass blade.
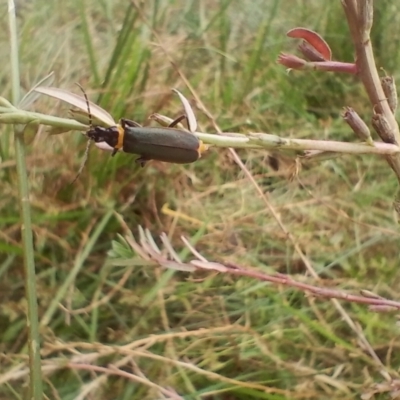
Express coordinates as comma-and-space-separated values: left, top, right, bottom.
8, 0, 43, 398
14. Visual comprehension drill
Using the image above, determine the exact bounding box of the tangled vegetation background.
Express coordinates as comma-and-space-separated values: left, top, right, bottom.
1, 1, 400, 399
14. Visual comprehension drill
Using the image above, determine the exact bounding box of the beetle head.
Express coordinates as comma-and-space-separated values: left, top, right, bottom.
86, 126, 120, 148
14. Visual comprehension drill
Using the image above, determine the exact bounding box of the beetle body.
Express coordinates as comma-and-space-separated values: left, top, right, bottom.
86, 118, 203, 165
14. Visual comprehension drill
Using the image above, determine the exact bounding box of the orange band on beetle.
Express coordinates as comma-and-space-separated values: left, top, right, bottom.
198, 140, 209, 157
115, 124, 125, 150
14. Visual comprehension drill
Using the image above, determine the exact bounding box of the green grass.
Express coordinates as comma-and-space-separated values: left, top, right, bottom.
1, 0, 400, 399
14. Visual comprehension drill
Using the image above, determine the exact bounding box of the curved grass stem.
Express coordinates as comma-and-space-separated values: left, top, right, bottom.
8, 0, 43, 398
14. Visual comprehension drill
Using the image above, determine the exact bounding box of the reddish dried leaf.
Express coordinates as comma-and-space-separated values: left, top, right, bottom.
287, 27, 332, 60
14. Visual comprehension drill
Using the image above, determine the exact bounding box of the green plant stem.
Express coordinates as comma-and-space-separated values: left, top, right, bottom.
198, 132, 400, 155
8, 0, 43, 398
0, 104, 398, 157
0, 109, 87, 130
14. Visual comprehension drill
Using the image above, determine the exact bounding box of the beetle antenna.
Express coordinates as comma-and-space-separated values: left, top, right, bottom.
70, 83, 93, 184
75, 82, 92, 128
70, 139, 91, 185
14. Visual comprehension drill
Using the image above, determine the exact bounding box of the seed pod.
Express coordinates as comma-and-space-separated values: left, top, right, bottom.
342, 107, 372, 144
358, 0, 373, 39
381, 75, 398, 114
298, 41, 325, 62
371, 113, 396, 144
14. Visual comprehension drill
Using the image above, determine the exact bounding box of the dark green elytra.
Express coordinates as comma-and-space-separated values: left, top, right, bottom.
86, 118, 202, 166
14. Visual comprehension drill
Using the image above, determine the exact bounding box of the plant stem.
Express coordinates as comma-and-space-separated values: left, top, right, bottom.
0, 106, 398, 157
8, 0, 43, 398
199, 131, 400, 155
0, 108, 87, 130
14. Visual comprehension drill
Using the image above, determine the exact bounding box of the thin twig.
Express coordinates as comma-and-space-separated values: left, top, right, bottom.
128, 229, 400, 312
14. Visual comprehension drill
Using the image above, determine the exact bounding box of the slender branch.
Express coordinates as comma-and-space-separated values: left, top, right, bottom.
124, 227, 400, 312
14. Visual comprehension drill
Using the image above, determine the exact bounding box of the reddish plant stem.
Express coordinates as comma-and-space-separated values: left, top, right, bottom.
342, 0, 400, 182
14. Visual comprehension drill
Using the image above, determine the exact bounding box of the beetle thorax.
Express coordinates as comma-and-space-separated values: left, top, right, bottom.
87, 126, 120, 147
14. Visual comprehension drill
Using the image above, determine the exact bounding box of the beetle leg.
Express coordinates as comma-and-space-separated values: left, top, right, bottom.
121, 118, 142, 128
135, 156, 149, 167
168, 115, 187, 128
